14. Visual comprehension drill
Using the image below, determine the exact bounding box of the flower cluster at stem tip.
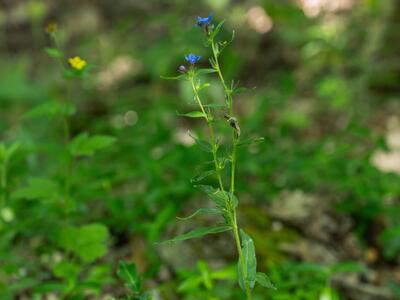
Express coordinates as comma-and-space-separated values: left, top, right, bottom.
68, 56, 87, 70
178, 14, 214, 74
197, 13, 214, 34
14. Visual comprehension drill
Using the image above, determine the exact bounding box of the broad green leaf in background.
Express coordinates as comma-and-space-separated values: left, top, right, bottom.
24, 101, 76, 118
12, 177, 60, 200
45, 47, 64, 59
57, 223, 109, 263
379, 226, 400, 259
161, 225, 231, 244
69, 133, 116, 157
0, 142, 20, 165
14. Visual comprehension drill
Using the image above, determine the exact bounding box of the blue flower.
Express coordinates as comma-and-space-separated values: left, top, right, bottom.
197, 14, 213, 26
185, 53, 201, 65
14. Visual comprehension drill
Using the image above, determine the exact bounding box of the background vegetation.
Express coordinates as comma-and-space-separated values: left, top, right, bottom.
0, 0, 399, 299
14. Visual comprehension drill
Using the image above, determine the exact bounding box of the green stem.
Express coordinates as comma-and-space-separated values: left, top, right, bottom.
211, 39, 252, 299
0, 162, 6, 209
189, 74, 251, 299
189, 76, 225, 194
50, 33, 73, 213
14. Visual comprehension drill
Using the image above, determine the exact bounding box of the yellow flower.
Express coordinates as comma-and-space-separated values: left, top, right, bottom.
45, 21, 57, 34
68, 56, 87, 70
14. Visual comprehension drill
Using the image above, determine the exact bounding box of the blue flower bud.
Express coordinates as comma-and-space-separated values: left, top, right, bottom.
197, 14, 214, 26
185, 53, 201, 65
197, 14, 214, 35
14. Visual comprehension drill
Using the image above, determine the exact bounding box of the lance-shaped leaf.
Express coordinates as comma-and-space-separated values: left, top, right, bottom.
196, 68, 217, 75
189, 132, 213, 153
237, 137, 265, 148
210, 20, 225, 41
177, 208, 221, 221
177, 111, 206, 118
191, 170, 216, 183
256, 272, 276, 289
161, 225, 231, 244
238, 230, 257, 290
195, 185, 228, 209
117, 261, 141, 293
160, 74, 187, 81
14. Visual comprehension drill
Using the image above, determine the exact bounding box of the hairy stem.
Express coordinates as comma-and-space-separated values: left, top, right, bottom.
189, 76, 226, 194
189, 72, 251, 299
211, 40, 252, 299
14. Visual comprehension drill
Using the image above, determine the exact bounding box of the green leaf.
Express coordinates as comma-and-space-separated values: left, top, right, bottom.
117, 261, 141, 293
45, 47, 64, 58
191, 170, 215, 183
196, 68, 217, 75
237, 137, 265, 148
189, 132, 213, 153
238, 230, 257, 290
160, 74, 187, 81
379, 225, 400, 259
256, 272, 276, 289
177, 111, 206, 118
195, 185, 228, 209
211, 20, 225, 40
161, 225, 231, 244
177, 208, 221, 221
0, 142, 20, 165
52, 260, 80, 282
24, 101, 76, 118
12, 177, 60, 200
58, 223, 109, 263
69, 133, 116, 157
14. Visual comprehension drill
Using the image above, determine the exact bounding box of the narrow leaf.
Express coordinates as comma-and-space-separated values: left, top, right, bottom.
237, 137, 265, 148
189, 132, 213, 152
190, 170, 215, 183
117, 261, 141, 293
211, 20, 225, 40
161, 226, 231, 244
177, 208, 221, 221
196, 68, 217, 75
160, 74, 187, 81
177, 111, 206, 118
